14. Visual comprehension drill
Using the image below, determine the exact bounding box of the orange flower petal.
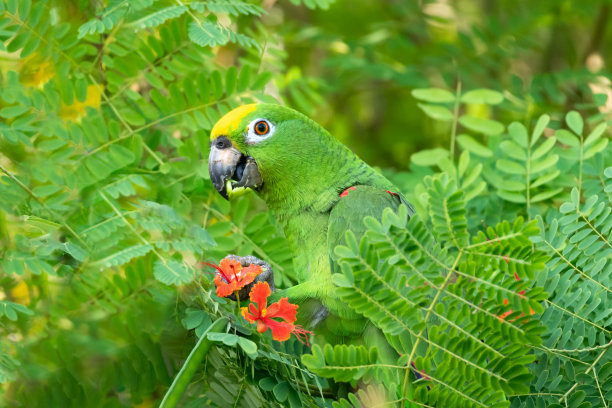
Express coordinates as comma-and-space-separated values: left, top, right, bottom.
249, 282, 270, 312
263, 318, 295, 342
234, 269, 260, 290
241, 306, 257, 323
266, 297, 298, 324
213, 274, 225, 285
249, 303, 260, 317
219, 258, 242, 279
216, 280, 236, 298
206, 262, 233, 283
241, 264, 262, 275
234, 264, 262, 289
256, 320, 268, 334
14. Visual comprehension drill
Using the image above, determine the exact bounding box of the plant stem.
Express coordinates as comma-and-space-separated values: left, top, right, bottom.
450, 79, 462, 160
160, 317, 229, 408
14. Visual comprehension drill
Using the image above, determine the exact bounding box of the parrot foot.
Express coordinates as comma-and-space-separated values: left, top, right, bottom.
310, 306, 329, 327
221, 254, 275, 301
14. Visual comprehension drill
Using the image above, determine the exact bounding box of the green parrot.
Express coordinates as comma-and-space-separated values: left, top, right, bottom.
208, 103, 415, 353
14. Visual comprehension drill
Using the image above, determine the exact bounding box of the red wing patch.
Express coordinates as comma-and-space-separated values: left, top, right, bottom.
340, 186, 400, 198
340, 186, 357, 197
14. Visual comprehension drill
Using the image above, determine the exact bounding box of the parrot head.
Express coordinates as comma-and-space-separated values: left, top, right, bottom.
208, 104, 344, 204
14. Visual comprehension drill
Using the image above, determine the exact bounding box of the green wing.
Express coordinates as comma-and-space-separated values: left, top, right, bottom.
320, 185, 413, 366
327, 185, 411, 272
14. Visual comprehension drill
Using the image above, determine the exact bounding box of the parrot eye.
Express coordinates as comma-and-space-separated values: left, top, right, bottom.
246, 118, 275, 144
254, 120, 269, 135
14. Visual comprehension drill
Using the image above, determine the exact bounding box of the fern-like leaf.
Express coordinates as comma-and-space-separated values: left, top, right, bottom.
302, 344, 378, 382
128, 5, 187, 29
332, 182, 549, 406
190, 0, 265, 16
153, 259, 193, 285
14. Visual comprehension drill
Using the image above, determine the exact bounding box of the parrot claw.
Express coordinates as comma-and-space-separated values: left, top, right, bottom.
222, 254, 275, 301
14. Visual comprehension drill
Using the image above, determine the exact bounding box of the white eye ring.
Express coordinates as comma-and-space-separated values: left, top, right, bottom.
246, 118, 275, 145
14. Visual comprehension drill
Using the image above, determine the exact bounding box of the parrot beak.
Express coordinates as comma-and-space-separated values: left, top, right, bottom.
208, 137, 263, 200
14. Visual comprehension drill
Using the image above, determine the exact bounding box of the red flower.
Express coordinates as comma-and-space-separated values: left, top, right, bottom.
205, 259, 261, 298
241, 282, 311, 344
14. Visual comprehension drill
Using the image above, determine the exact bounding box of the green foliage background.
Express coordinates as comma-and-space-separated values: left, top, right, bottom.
0, 0, 611, 407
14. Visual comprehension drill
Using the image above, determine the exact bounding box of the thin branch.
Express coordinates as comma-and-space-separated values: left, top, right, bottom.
559, 348, 608, 403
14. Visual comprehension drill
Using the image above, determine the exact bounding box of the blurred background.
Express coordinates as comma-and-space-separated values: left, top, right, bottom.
13, 0, 611, 166
237, 0, 612, 167
1, 0, 612, 406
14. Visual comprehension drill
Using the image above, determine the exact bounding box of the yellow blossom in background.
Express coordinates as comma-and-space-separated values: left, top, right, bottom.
9, 280, 30, 306
19, 53, 54, 88
60, 84, 103, 121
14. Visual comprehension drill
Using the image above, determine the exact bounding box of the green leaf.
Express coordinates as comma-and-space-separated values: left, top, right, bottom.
160, 318, 229, 408
497, 190, 526, 203
153, 259, 193, 285
237, 337, 258, 357
182, 309, 208, 330
129, 6, 187, 29
411, 88, 455, 103
584, 122, 607, 147
531, 114, 550, 146
0, 106, 29, 118
417, 103, 454, 121
565, 111, 583, 135
32, 184, 62, 197
202, 0, 265, 16
500, 140, 526, 161
93, 244, 153, 267
145, 73, 164, 89
500, 180, 525, 191
18, 0, 30, 19
531, 188, 562, 202
555, 129, 579, 147
460, 89, 503, 105
224, 66, 237, 96
188, 21, 228, 47
75, 77, 88, 102
457, 134, 493, 157
530, 154, 558, 174
237, 65, 252, 92
459, 115, 504, 135
531, 137, 556, 160
6, 0, 18, 14
2, 300, 34, 321
332, 273, 352, 288
207, 332, 239, 346
508, 122, 528, 148
63, 242, 88, 262
496, 159, 525, 175
258, 377, 277, 391
458, 150, 469, 177
584, 137, 608, 159
531, 170, 560, 188
302, 344, 376, 382
273, 381, 290, 402
410, 148, 449, 166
